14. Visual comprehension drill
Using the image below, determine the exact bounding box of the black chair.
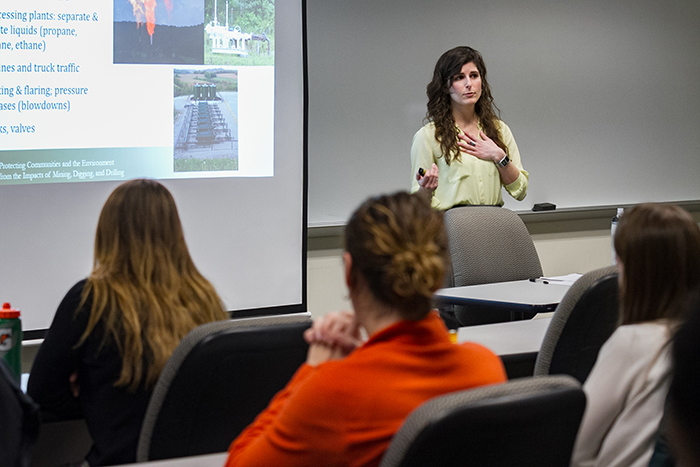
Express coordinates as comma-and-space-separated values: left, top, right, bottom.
136, 313, 311, 462
379, 375, 585, 467
534, 266, 619, 383
0, 360, 40, 467
443, 206, 543, 326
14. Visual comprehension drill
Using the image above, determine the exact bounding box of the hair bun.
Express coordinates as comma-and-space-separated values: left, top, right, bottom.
345, 191, 448, 319
390, 242, 444, 299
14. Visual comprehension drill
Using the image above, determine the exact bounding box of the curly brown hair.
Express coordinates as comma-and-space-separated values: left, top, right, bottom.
344, 192, 448, 321
426, 46, 507, 165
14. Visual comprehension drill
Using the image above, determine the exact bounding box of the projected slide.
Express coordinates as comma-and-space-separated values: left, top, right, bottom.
0, 0, 304, 333
0, 0, 275, 185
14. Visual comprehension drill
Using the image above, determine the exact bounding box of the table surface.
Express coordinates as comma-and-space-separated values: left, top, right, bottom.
115, 452, 228, 467
458, 316, 552, 356
435, 279, 572, 311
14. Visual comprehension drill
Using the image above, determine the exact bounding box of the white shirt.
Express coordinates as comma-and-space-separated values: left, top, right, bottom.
571, 322, 672, 467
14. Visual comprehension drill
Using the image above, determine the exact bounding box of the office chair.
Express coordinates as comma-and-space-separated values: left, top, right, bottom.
534, 266, 619, 383
136, 313, 311, 462
379, 375, 585, 467
443, 206, 543, 326
0, 360, 40, 467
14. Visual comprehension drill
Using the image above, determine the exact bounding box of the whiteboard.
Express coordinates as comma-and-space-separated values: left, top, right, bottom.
305, 0, 700, 225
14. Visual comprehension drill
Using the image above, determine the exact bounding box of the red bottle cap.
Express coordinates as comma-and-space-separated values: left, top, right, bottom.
0, 302, 20, 319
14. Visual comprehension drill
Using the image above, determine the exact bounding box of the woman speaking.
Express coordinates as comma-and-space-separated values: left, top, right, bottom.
411, 46, 529, 209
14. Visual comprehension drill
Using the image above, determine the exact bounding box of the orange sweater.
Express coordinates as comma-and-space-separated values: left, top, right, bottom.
226, 313, 506, 467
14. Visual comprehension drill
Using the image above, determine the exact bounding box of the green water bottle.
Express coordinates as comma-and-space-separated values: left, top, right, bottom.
0, 302, 22, 381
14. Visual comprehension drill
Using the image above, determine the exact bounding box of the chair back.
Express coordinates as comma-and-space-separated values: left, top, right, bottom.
443, 207, 542, 325
136, 313, 311, 462
379, 375, 585, 467
0, 360, 40, 467
534, 266, 619, 383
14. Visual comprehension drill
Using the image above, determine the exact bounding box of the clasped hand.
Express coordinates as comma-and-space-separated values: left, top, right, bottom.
304, 311, 362, 366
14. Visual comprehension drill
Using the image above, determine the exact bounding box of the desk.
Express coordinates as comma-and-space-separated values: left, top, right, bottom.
435, 280, 571, 313
458, 317, 552, 379
115, 452, 228, 466
458, 317, 551, 355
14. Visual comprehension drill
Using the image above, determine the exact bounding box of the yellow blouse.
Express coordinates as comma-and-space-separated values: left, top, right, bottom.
410, 121, 529, 209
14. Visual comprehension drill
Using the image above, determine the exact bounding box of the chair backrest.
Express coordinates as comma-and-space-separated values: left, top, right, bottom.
379, 375, 585, 467
534, 266, 619, 383
136, 313, 311, 462
0, 360, 40, 467
443, 207, 542, 326
443, 207, 542, 288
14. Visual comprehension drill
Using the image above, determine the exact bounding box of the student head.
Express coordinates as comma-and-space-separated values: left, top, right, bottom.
343, 191, 448, 321
94, 178, 190, 275
83, 179, 225, 390
667, 291, 700, 466
613, 203, 700, 325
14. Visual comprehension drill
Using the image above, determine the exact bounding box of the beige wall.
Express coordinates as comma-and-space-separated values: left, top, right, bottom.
307, 225, 611, 320
307, 206, 700, 320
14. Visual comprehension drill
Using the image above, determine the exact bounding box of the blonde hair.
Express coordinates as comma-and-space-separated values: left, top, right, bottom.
79, 179, 226, 391
344, 192, 447, 320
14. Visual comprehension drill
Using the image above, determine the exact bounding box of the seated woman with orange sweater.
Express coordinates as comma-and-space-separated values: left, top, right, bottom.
226, 191, 506, 467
